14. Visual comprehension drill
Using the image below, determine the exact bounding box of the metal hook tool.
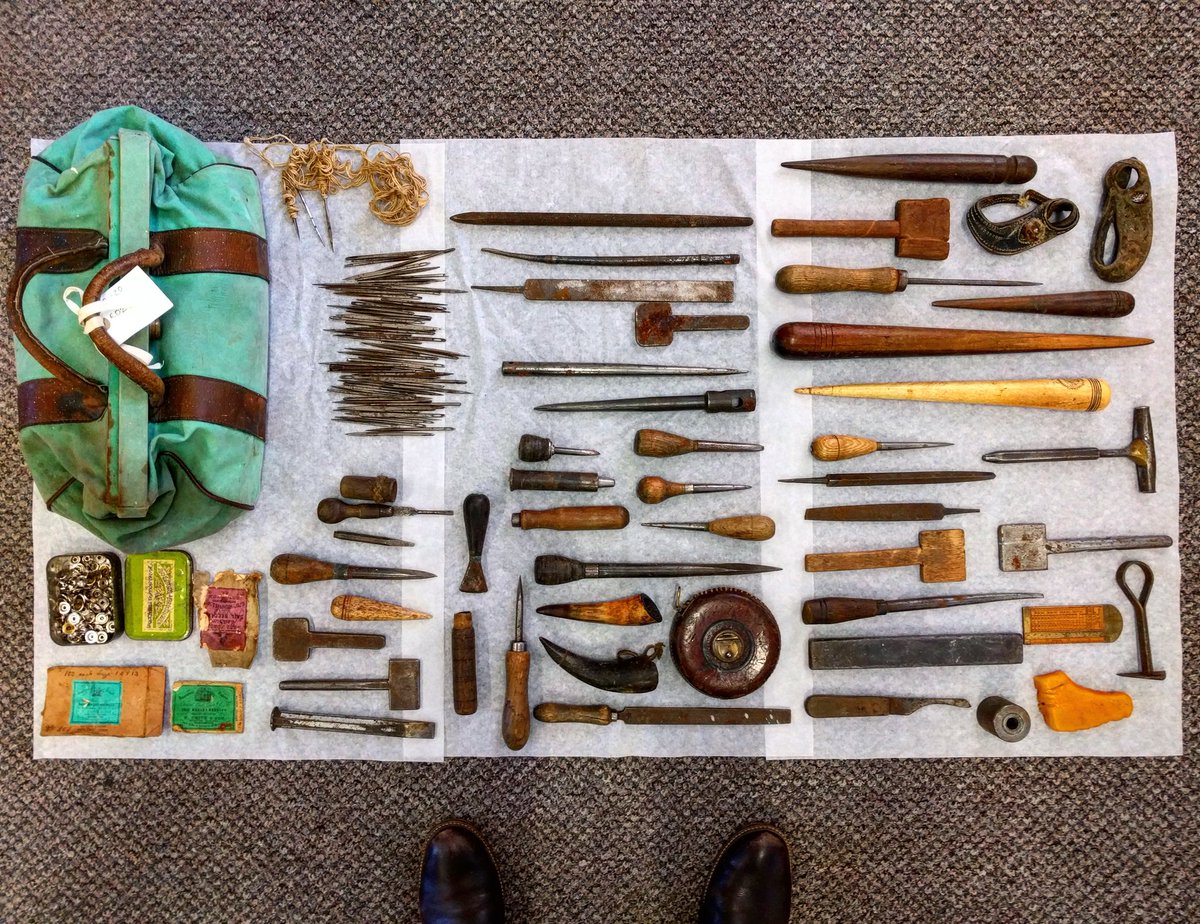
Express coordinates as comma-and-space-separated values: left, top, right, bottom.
1115, 560, 1166, 680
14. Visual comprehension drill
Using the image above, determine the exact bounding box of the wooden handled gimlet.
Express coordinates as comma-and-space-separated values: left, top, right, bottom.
511, 505, 630, 531
642, 515, 776, 541
775, 264, 1039, 295
633, 429, 764, 458
636, 476, 750, 505
811, 433, 951, 461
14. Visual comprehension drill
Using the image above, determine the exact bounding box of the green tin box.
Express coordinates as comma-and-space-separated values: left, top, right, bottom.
123, 550, 194, 641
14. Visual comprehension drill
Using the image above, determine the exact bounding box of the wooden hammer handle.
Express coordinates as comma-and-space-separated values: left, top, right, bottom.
771, 218, 899, 239
805, 545, 921, 573
776, 264, 905, 294
512, 505, 630, 530
533, 702, 612, 725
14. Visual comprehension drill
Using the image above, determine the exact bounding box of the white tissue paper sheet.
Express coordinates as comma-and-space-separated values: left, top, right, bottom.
28, 133, 1179, 761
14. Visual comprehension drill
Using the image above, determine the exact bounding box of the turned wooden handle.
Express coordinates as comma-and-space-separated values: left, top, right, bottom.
805, 545, 921, 573
330, 594, 431, 621
811, 434, 880, 461
502, 649, 531, 750
637, 476, 685, 504
513, 505, 630, 530
317, 498, 393, 523
270, 554, 335, 584
452, 611, 477, 716
509, 469, 604, 492
776, 264, 904, 294
771, 218, 899, 239
533, 702, 612, 725
634, 429, 695, 457
708, 515, 776, 540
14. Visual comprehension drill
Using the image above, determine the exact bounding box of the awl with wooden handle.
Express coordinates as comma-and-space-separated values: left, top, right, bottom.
776, 264, 1039, 295
810, 433, 951, 461
634, 429, 764, 457
783, 471, 993, 488
270, 554, 436, 585
511, 505, 630, 531
502, 578, 531, 751
802, 591, 1043, 625
642, 514, 776, 541
317, 498, 454, 524
534, 555, 781, 586
636, 476, 750, 505
773, 321, 1151, 360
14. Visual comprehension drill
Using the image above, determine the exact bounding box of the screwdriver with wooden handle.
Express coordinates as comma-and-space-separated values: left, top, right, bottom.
511, 505, 630, 531
637, 476, 750, 504
775, 264, 1039, 295
634, 428, 764, 457
811, 434, 951, 461
502, 577, 531, 751
642, 515, 776, 541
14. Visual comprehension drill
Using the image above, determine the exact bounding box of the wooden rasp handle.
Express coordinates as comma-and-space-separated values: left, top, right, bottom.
802, 597, 886, 624
533, 702, 612, 725
512, 505, 630, 530
502, 649, 531, 750
452, 611, 477, 716
776, 265, 904, 294
771, 218, 899, 239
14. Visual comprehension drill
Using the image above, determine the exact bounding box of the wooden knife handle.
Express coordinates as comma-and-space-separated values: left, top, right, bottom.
771, 218, 899, 239
533, 702, 613, 725
775, 264, 904, 295
452, 611, 477, 716
502, 649, 531, 750
270, 554, 335, 585
512, 505, 630, 530
708, 515, 776, 541
805, 545, 920, 573
802, 596, 886, 624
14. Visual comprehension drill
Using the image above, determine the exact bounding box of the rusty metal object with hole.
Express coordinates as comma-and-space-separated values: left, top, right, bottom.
1091, 158, 1152, 282
670, 587, 780, 699
966, 190, 1079, 255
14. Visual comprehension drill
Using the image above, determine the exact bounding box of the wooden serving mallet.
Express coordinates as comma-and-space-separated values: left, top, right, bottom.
805, 529, 967, 583
771, 198, 950, 260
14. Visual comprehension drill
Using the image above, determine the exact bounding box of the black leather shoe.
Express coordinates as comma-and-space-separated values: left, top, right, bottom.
419, 820, 504, 924
697, 823, 792, 924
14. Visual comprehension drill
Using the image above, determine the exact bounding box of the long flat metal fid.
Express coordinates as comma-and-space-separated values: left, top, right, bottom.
451, 211, 753, 228
473, 279, 735, 303
501, 361, 745, 377
809, 633, 1024, 670
805, 695, 972, 718
533, 702, 791, 725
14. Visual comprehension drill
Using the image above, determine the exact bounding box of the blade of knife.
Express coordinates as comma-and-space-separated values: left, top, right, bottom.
616, 706, 791, 725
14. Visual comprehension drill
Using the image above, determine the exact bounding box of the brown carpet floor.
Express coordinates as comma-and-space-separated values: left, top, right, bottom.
1, 2, 1196, 921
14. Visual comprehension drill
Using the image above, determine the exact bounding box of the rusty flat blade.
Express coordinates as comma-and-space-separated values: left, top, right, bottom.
451, 211, 753, 228
476, 279, 734, 303
615, 706, 791, 725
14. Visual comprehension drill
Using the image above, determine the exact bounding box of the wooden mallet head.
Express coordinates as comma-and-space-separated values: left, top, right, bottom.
917, 529, 967, 582
894, 198, 951, 260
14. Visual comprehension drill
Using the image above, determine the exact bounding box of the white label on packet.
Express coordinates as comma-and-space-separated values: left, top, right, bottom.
91, 267, 173, 345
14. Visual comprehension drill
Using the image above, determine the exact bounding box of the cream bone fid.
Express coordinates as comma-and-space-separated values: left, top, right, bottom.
795, 378, 1111, 412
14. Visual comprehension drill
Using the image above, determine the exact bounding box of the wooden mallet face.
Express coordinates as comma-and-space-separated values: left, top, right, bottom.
895, 198, 951, 260
918, 529, 966, 582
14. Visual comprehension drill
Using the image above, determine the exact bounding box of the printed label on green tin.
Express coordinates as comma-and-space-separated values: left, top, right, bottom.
143, 558, 176, 632
172, 684, 238, 731
69, 680, 123, 725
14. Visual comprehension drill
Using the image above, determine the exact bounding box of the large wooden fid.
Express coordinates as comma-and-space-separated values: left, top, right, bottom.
805, 529, 967, 583
795, 378, 1111, 412
771, 198, 950, 260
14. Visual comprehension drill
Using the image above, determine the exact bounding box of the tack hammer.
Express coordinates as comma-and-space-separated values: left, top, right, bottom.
983, 406, 1157, 493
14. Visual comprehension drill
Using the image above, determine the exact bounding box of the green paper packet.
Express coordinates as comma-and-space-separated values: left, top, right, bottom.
170, 681, 243, 733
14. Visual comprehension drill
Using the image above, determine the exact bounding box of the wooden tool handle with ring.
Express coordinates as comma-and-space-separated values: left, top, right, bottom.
511, 506, 630, 531
776, 265, 905, 294
533, 702, 612, 725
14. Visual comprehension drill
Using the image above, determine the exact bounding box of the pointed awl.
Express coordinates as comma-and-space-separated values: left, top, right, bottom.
537, 389, 755, 414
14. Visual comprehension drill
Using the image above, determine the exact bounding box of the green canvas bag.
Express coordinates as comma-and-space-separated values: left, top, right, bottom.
9, 106, 269, 553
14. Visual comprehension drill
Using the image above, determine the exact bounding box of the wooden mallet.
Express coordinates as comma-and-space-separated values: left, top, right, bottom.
805, 529, 967, 583
771, 198, 951, 260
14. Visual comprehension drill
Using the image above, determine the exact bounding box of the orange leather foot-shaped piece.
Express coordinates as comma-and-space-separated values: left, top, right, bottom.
1034, 670, 1133, 732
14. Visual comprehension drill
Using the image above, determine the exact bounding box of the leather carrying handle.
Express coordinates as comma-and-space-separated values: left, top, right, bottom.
6, 238, 109, 403
81, 243, 167, 407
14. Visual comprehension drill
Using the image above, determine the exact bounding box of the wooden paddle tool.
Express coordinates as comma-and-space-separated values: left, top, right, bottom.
805, 529, 966, 583
771, 198, 950, 260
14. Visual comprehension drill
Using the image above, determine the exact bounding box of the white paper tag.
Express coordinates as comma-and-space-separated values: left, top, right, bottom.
91, 267, 173, 345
